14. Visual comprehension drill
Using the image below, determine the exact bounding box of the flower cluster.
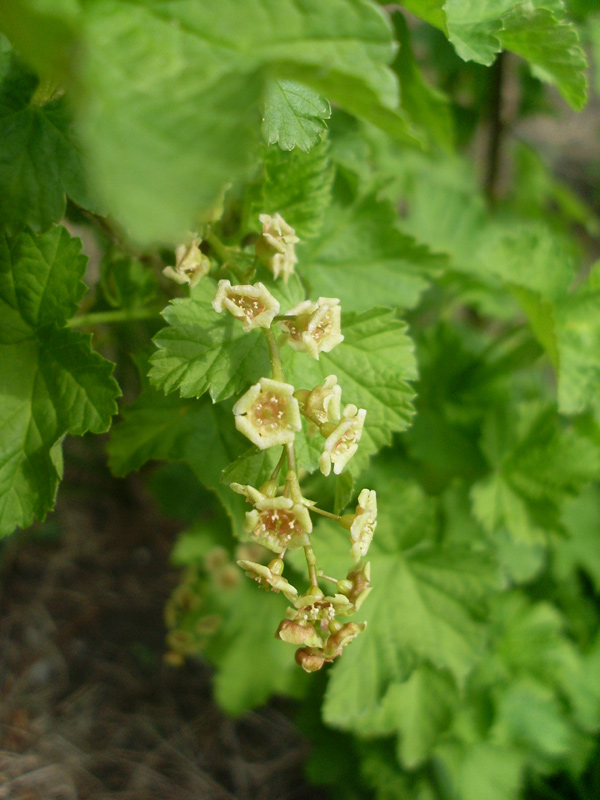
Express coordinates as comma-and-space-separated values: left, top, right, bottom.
206, 213, 378, 671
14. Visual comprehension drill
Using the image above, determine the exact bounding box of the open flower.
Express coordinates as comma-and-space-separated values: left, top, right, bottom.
319, 404, 367, 476
162, 235, 209, 288
212, 280, 280, 331
348, 490, 377, 562
255, 213, 299, 282
237, 559, 299, 602
244, 495, 312, 553
233, 378, 302, 449
278, 297, 344, 360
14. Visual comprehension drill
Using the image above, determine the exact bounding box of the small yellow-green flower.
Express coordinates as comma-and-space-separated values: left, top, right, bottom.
237, 559, 299, 602
338, 562, 372, 610
278, 297, 344, 360
298, 375, 342, 436
212, 280, 280, 331
349, 489, 377, 562
319, 404, 367, 476
233, 378, 302, 449
162, 235, 209, 288
255, 213, 299, 282
243, 496, 312, 553
275, 618, 323, 648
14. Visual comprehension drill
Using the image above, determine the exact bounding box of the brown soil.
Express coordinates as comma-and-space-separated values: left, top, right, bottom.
0, 440, 327, 800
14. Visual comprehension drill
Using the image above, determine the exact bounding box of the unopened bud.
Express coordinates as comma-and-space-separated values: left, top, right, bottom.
276, 619, 322, 647
295, 647, 326, 672
268, 558, 285, 575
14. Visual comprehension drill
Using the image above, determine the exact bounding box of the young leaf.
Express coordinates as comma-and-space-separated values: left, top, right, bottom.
258, 137, 335, 239
262, 78, 330, 152
0, 226, 119, 537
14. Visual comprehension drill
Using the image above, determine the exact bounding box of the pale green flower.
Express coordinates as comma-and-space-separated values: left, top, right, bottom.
299, 375, 342, 436
212, 280, 280, 331
278, 297, 344, 360
349, 490, 377, 563
319, 404, 367, 476
237, 559, 299, 602
233, 378, 302, 449
255, 213, 299, 281
162, 235, 209, 288
243, 497, 312, 553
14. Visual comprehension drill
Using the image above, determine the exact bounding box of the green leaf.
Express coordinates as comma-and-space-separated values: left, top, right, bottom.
444, 0, 588, 109
27, 0, 412, 243
164, 523, 307, 713
208, 577, 307, 713
399, 0, 447, 30
99, 251, 158, 309
283, 307, 418, 474
257, 136, 335, 240
492, 678, 575, 760
434, 741, 525, 800
470, 403, 600, 547
298, 193, 442, 312
554, 266, 600, 414
391, 12, 454, 151
107, 385, 249, 535
262, 78, 330, 152
148, 279, 271, 403
0, 226, 119, 537
320, 478, 499, 734
380, 665, 458, 768
554, 486, 600, 593
0, 51, 97, 234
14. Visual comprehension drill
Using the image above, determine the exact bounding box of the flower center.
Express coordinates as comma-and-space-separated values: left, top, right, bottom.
251, 393, 287, 431
257, 509, 299, 545
232, 295, 265, 321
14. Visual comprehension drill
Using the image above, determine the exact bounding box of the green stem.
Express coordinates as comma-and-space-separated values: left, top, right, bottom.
205, 230, 232, 264
304, 544, 320, 589
270, 448, 287, 482
263, 328, 285, 382
311, 507, 342, 521
67, 307, 161, 328
317, 571, 339, 585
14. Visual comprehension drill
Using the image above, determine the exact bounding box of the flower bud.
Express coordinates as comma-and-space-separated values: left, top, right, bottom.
295, 647, 326, 672
325, 622, 366, 656
276, 619, 323, 647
